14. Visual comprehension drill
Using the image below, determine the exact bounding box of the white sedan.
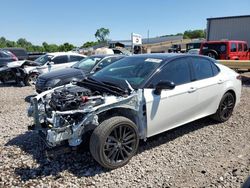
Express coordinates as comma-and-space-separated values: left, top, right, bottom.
28, 54, 242, 169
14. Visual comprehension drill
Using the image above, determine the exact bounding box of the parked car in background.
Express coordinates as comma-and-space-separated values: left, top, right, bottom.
36, 54, 125, 93
0, 49, 18, 67
186, 41, 203, 52
200, 40, 250, 60
2, 48, 28, 60
0, 52, 86, 86
27, 52, 46, 61
168, 44, 182, 53
28, 54, 241, 169
187, 49, 200, 55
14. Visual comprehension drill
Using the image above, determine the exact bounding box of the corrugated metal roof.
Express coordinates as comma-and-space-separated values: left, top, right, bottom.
207, 15, 250, 20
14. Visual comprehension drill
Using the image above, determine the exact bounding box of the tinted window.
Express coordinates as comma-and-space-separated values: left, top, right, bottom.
72, 56, 102, 71
230, 43, 237, 52
192, 57, 214, 80
52, 55, 68, 64
238, 43, 243, 51
211, 63, 220, 76
98, 56, 123, 69
202, 43, 227, 54
0, 51, 10, 58
148, 58, 191, 87
244, 44, 248, 51
69, 55, 84, 62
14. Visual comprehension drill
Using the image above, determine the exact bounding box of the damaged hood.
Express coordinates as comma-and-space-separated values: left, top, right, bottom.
6, 60, 40, 68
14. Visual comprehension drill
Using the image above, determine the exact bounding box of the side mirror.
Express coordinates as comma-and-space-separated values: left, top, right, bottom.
48, 61, 54, 65
95, 65, 102, 71
154, 81, 175, 95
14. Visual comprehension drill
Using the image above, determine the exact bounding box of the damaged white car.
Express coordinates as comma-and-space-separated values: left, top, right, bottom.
28, 54, 242, 169
0, 52, 86, 86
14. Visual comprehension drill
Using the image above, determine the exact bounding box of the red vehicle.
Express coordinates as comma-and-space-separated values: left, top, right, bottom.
200, 40, 250, 60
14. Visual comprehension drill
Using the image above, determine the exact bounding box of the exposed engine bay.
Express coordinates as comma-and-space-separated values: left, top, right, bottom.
28, 79, 146, 147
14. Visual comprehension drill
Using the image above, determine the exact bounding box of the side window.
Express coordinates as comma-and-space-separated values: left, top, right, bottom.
238, 43, 243, 52
192, 57, 214, 80
230, 43, 237, 52
244, 44, 248, 52
52, 55, 68, 64
148, 58, 191, 87
69, 55, 84, 62
211, 63, 220, 76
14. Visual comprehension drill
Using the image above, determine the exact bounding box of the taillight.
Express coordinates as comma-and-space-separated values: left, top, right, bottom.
236, 75, 242, 80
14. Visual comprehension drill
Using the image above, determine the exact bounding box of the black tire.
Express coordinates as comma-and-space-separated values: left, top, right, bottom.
89, 116, 139, 169
211, 92, 235, 122
24, 73, 38, 86
206, 51, 218, 59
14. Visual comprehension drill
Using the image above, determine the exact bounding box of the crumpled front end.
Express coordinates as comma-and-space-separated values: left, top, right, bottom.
27, 84, 143, 148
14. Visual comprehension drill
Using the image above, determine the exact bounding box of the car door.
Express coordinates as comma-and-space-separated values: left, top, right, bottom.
49, 55, 69, 72
189, 57, 224, 117
144, 57, 200, 137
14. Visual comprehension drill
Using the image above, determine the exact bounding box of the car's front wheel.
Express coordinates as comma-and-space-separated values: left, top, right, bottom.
211, 92, 235, 122
25, 73, 38, 86
89, 116, 139, 169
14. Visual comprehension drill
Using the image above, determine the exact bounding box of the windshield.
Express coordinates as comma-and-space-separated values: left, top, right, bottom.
202, 43, 227, 54
72, 56, 102, 71
92, 56, 162, 89
35, 54, 53, 65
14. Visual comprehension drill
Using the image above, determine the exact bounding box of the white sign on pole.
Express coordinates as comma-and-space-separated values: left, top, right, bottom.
132, 33, 142, 45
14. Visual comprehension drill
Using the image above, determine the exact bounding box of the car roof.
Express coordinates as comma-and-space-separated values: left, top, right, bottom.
125, 53, 217, 63
47, 52, 86, 56
89, 54, 125, 58
202, 40, 247, 44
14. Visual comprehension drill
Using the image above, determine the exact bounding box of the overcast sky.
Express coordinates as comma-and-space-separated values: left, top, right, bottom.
0, 0, 249, 46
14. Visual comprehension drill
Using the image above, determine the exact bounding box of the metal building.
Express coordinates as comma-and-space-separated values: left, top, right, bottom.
207, 15, 250, 45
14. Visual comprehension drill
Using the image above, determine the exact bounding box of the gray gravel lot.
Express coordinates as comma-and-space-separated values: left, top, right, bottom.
0, 77, 249, 187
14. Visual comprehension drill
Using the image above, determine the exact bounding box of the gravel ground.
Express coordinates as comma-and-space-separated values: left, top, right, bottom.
0, 78, 249, 187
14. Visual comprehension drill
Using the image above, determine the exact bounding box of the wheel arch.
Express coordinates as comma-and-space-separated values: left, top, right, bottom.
97, 107, 138, 126
225, 89, 236, 103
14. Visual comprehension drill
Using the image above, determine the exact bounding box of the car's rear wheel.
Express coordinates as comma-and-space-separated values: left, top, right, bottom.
207, 51, 218, 59
25, 73, 38, 86
89, 116, 139, 169
211, 92, 235, 122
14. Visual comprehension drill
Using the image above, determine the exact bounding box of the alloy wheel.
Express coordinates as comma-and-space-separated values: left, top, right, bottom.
104, 124, 137, 164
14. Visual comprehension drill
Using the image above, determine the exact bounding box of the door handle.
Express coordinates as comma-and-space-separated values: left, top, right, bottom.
188, 87, 197, 93
218, 79, 223, 84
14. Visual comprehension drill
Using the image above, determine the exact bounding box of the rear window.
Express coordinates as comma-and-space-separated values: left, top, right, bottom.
202, 43, 227, 54
6, 49, 27, 57
0, 50, 11, 58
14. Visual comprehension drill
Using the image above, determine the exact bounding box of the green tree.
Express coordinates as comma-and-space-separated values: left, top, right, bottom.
95, 28, 110, 42
183, 29, 205, 39
81, 41, 99, 48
